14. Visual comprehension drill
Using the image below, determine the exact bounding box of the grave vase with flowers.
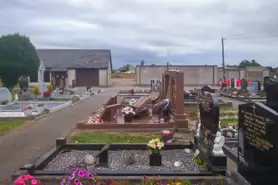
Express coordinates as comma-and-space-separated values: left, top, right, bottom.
147, 138, 164, 166
22, 105, 33, 116
122, 107, 135, 123
161, 130, 173, 143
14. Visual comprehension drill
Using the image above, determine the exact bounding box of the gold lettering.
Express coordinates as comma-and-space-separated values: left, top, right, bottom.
242, 109, 274, 151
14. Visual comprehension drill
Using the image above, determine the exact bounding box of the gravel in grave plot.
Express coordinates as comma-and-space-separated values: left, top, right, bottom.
44, 149, 205, 172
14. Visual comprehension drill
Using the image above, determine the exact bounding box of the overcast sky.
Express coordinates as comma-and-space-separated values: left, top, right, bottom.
1, 0, 278, 68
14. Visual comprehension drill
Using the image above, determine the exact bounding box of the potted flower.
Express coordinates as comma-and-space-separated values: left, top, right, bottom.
147, 138, 164, 166
122, 106, 135, 123
128, 98, 136, 106
33, 85, 41, 98
129, 89, 135, 95
43, 91, 52, 98
161, 130, 173, 142
22, 105, 33, 116
37, 103, 45, 113
87, 116, 103, 124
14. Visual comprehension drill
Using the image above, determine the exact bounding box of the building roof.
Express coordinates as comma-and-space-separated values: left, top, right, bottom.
36, 49, 112, 69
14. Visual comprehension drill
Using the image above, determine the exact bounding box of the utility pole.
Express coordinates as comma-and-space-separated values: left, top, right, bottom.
221, 37, 226, 81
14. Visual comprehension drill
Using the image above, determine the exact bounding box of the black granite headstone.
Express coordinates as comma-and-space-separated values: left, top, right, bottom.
199, 91, 220, 148
263, 76, 274, 91
241, 79, 248, 92
231, 78, 235, 88
201, 85, 215, 93
238, 102, 278, 185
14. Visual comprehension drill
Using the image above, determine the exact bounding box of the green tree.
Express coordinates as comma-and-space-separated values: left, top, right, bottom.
140, 60, 145, 65
0, 33, 40, 90
238, 59, 261, 68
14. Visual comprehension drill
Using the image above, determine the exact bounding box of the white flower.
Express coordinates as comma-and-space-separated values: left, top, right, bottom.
122, 106, 135, 115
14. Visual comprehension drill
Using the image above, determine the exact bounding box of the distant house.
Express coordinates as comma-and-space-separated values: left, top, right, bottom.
36, 49, 112, 87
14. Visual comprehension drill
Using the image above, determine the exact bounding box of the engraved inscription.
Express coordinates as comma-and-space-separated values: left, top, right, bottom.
242, 108, 274, 152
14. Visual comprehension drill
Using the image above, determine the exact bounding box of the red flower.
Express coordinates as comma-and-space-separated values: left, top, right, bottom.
129, 89, 135, 94
43, 91, 52, 96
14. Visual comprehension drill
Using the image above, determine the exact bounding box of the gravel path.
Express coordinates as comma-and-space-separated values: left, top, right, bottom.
0, 89, 116, 185
44, 149, 203, 172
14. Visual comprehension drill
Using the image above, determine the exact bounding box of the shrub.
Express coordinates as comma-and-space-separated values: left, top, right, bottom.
34, 85, 41, 95
47, 84, 53, 92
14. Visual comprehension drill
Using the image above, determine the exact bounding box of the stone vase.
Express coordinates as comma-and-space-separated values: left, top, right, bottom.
149, 153, 162, 166
24, 109, 32, 116
124, 114, 133, 123
37, 106, 45, 113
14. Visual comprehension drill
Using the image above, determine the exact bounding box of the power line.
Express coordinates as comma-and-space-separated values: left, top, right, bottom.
226, 36, 278, 40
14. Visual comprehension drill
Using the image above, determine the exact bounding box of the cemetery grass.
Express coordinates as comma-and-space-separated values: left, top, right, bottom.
220, 118, 238, 126
70, 132, 160, 144
0, 120, 31, 136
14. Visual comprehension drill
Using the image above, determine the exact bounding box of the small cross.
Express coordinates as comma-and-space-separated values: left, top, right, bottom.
252, 103, 256, 114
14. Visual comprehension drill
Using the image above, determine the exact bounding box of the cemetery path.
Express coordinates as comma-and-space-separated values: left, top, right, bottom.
0, 89, 116, 184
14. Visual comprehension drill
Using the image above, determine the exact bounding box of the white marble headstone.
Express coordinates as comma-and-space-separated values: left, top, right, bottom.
0, 87, 12, 103
0, 112, 26, 117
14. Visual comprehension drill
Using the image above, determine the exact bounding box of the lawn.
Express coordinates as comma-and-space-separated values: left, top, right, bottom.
70, 132, 159, 144
0, 120, 25, 135
220, 118, 238, 126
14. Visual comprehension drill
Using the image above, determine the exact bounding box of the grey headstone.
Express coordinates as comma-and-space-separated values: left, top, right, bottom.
0, 87, 12, 104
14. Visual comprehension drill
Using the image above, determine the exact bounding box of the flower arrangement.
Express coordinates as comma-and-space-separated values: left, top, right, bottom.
14, 175, 42, 185
147, 138, 164, 154
87, 116, 103, 124
122, 106, 135, 115
22, 104, 33, 111
129, 89, 135, 94
128, 98, 136, 105
162, 130, 173, 137
43, 91, 51, 97
61, 168, 106, 185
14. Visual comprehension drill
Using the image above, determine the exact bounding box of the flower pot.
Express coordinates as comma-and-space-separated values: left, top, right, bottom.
149, 153, 162, 166
24, 109, 32, 116
124, 114, 133, 123
37, 107, 45, 113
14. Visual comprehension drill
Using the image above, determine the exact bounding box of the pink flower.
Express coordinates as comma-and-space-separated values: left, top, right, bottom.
14, 176, 25, 185
31, 179, 42, 185
87, 173, 93, 179
78, 171, 85, 178
24, 175, 34, 181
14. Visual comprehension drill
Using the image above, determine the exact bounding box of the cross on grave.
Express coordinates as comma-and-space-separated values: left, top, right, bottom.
252, 104, 256, 114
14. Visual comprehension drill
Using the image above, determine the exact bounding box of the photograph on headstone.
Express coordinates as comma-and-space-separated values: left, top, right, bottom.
238, 102, 278, 184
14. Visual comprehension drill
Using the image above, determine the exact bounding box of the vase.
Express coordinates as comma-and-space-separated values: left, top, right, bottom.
162, 135, 173, 143
37, 107, 45, 113
149, 153, 162, 166
124, 114, 133, 123
24, 109, 32, 116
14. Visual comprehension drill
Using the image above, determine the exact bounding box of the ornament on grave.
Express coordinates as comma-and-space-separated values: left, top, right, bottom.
212, 131, 225, 156
152, 98, 171, 122
18, 76, 29, 94
196, 120, 201, 138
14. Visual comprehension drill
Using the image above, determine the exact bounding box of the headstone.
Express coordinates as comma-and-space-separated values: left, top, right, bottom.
0, 112, 26, 117
199, 91, 220, 148
99, 104, 122, 121
0, 87, 12, 104
249, 81, 260, 95
231, 78, 235, 88
201, 85, 215, 93
241, 79, 248, 92
264, 77, 278, 112
238, 102, 278, 184
38, 83, 47, 97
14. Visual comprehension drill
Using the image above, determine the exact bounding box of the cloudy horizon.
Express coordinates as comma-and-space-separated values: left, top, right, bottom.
1, 0, 278, 68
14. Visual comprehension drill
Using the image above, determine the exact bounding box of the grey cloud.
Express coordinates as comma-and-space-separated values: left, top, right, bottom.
1, 0, 278, 68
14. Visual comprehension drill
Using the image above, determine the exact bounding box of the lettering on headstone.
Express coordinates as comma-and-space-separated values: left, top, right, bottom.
199, 91, 220, 148
238, 102, 278, 184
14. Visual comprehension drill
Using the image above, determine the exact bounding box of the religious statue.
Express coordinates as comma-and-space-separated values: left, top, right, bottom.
18, 76, 29, 94
212, 131, 225, 156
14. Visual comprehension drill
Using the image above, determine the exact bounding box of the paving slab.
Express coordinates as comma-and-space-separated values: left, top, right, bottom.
0, 89, 116, 184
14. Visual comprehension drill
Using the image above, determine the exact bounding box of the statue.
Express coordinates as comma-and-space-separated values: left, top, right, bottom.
196, 120, 201, 138
18, 76, 29, 94
212, 131, 225, 156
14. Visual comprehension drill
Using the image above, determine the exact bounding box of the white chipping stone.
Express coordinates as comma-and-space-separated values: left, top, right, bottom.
193, 149, 200, 157
174, 161, 181, 167
184, 149, 191, 154
84, 155, 95, 165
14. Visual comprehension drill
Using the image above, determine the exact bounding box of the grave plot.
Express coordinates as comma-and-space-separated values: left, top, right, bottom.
77, 71, 188, 130
220, 78, 266, 103
16, 137, 225, 184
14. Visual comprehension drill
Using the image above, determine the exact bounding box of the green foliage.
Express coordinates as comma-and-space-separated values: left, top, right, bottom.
0, 33, 40, 90
47, 84, 53, 92
193, 156, 208, 170
238, 59, 261, 68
